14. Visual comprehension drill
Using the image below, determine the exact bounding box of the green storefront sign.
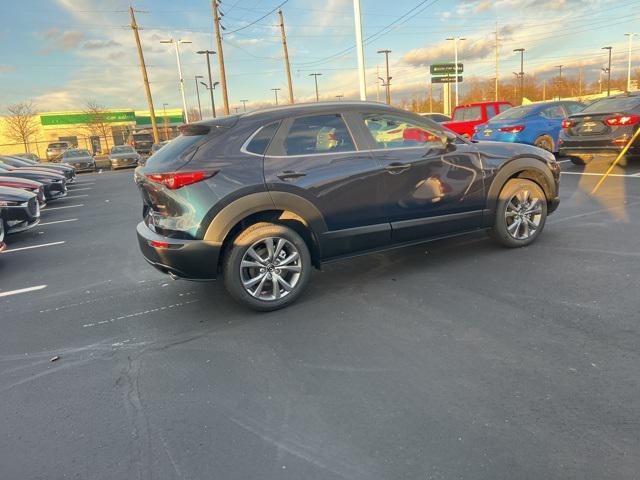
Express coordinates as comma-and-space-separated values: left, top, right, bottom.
135, 114, 184, 126
40, 111, 136, 126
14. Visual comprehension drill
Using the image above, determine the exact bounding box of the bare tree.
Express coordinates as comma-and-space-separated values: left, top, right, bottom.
3, 101, 40, 153
187, 107, 201, 122
83, 100, 112, 154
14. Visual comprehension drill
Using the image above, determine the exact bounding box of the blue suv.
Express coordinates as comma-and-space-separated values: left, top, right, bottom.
473, 101, 584, 153
135, 102, 560, 310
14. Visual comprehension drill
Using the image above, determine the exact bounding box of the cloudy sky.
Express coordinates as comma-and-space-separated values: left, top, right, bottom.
0, 0, 638, 114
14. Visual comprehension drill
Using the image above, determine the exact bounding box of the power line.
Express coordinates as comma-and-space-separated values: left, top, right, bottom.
224, 0, 288, 34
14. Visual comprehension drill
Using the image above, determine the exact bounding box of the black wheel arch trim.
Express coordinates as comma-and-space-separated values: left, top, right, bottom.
484, 156, 557, 222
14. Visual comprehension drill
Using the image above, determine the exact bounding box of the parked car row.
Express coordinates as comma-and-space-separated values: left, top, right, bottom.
0, 156, 77, 250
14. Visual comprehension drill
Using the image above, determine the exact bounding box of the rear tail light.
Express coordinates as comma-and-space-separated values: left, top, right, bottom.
604, 115, 640, 126
561, 119, 574, 129
497, 125, 525, 133
613, 137, 629, 145
149, 240, 170, 248
145, 171, 216, 189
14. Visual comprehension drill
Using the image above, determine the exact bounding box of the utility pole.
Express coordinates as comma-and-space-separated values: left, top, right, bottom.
271, 88, 281, 105
194, 75, 203, 120
197, 50, 217, 118
625, 33, 636, 92
309, 73, 322, 101
377, 49, 392, 104
162, 103, 169, 140
446, 37, 465, 106
353, 0, 367, 100
376, 65, 381, 102
513, 48, 524, 105
578, 66, 583, 97
429, 80, 433, 112
129, 6, 159, 143
495, 22, 499, 101
160, 38, 191, 123
212, 0, 230, 115
277, 10, 295, 104
556, 65, 563, 100
240, 99, 248, 112
542, 79, 546, 101
602, 46, 612, 96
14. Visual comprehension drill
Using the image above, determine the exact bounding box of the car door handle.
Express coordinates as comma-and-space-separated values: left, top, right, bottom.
385, 162, 411, 174
276, 170, 307, 180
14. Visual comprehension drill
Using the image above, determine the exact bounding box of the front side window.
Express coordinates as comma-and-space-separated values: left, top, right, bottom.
363, 113, 446, 149
283, 115, 355, 156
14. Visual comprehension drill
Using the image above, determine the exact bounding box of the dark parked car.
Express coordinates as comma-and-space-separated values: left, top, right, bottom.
559, 92, 640, 164
60, 149, 96, 172
0, 165, 67, 201
1, 155, 76, 183
0, 176, 46, 206
109, 145, 141, 170
46, 141, 71, 162
135, 102, 560, 311
0, 186, 40, 234
12, 152, 40, 162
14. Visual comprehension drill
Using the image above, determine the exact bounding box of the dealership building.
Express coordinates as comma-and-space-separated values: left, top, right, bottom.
0, 108, 184, 157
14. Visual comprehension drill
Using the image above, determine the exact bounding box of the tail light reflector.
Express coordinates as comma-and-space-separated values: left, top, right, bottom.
604, 115, 640, 126
145, 171, 215, 189
149, 240, 170, 249
497, 125, 525, 133
561, 119, 574, 129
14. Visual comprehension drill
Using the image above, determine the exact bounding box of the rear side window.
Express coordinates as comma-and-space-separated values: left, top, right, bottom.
564, 103, 584, 115
486, 105, 497, 118
541, 105, 564, 119
283, 114, 355, 156
245, 122, 280, 155
452, 106, 482, 122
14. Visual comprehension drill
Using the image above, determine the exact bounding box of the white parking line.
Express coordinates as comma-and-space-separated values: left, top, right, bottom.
557, 159, 572, 164
68, 187, 92, 191
3, 241, 65, 253
38, 218, 78, 226
74, 182, 94, 185
0, 285, 47, 298
66, 194, 89, 198
560, 171, 640, 178
44, 204, 84, 211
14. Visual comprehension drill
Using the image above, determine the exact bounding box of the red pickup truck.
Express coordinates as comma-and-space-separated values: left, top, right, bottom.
443, 101, 512, 138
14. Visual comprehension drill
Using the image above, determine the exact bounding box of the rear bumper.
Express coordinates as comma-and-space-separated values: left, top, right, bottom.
136, 221, 221, 281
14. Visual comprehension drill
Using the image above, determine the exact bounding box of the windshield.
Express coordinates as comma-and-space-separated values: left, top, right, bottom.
452, 106, 482, 122
64, 150, 90, 158
491, 105, 536, 121
580, 96, 640, 114
112, 146, 135, 154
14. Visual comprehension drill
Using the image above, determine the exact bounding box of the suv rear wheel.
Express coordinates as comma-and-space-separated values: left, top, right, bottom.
569, 155, 592, 165
224, 222, 311, 311
490, 179, 547, 248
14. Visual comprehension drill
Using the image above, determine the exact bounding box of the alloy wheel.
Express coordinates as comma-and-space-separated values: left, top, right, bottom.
240, 237, 302, 301
505, 189, 543, 240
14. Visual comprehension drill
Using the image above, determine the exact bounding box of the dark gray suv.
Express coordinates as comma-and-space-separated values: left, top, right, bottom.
135, 102, 560, 311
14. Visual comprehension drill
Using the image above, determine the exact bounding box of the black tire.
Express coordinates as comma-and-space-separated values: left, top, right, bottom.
223, 222, 312, 311
570, 155, 591, 165
534, 134, 555, 153
489, 178, 547, 248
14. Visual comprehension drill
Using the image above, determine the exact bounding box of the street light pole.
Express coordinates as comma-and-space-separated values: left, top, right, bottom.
309, 73, 322, 101
161, 38, 192, 123
377, 49, 392, 104
625, 33, 636, 92
271, 88, 281, 105
162, 103, 169, 140
197, 50, 217, 118
446, 37, 465, 106
513, 48, 524, 104
240, 99, 248, 112
194, 75, 203, 120
200, 81, 219, 117
602, 46, 613, 96
555, 65, 563, 100
352, 0, 367, 100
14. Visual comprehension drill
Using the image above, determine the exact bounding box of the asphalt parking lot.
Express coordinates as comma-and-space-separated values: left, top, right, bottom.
1, 158, 639, 480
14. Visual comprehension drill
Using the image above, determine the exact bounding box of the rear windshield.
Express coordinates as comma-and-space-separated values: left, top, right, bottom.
48, 143, 68, 149
112, 146, 135, 153
493, 105, 536, 121
133, 134, 153, 141
64, 150, 90, 157
145, 135, 205, 169
580, 96, 640, 114
453, 106, 482, 122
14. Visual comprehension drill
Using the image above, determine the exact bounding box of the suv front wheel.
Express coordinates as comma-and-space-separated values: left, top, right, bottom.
490, 179, 547, 248
224, 222, 311, 311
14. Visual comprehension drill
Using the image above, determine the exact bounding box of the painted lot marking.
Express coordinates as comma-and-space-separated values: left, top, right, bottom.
557, 159, 572, 164
0, 285, 47, 298
44, 204, 84, 211
68, 187, 92, 192
82, 300, 199, 328
73, 182, 94, 186
38, 218, 78, 226
4, 241, 65, 253
560, 171, 640, 178
66, 194, 89, 198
